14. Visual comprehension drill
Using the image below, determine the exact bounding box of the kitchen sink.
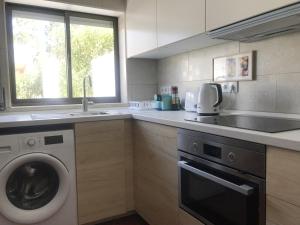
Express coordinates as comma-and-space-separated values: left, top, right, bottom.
68, 111, 108, 116
31, 111, 109, 120
31, 113, 70, 120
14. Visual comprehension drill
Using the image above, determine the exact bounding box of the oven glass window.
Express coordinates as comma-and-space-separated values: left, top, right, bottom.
180, 163, 259, 225
6, 161, 59, 210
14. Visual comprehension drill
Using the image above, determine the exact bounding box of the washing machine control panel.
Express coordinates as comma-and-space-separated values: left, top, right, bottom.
22, 134, 65, 150
26, 138, 36, 147
22, 137, 42, 149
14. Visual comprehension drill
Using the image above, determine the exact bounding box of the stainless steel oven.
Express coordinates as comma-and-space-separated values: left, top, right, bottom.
178, 129, 266, 225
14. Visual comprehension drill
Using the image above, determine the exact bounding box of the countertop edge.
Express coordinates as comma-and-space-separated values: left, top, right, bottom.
0, 109, 299, 152
0, 114, 132, 129
131, 113, 300, 152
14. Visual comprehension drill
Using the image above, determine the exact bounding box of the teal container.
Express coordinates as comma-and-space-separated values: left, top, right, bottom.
160, 95, 172, 111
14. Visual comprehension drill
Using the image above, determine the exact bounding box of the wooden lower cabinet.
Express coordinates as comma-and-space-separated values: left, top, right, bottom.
133, 121, 211, 225
267, 146, 300, 225
75, 120, 133, 225
76, 119, 300, 225
179, 210, 205, 225
133, 121, 180, 225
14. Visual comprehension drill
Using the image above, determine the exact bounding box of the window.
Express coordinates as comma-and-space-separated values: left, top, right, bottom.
6, 4, 120, 106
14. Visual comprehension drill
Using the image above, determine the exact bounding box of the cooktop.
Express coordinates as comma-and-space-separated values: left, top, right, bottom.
185, 114, 300, 133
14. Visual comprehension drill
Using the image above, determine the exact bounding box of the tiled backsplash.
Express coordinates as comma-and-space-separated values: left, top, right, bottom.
158, 32, 300, 114
127, 59, 158, 101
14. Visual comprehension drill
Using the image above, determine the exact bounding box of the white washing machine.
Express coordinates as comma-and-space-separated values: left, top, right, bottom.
0, 129, 78, 225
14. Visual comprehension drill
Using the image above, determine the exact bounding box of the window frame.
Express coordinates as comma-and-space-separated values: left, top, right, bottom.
6, 3, 121, 106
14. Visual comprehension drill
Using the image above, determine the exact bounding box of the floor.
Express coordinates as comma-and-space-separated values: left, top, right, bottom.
99, 215, 148, 225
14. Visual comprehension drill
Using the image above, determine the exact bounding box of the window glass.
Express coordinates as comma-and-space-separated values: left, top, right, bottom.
70, 17, 116, 98
12, 11, 67, 99
7, 5, 120, 106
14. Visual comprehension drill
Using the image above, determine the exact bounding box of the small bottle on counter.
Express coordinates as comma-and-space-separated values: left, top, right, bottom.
171, 86, 180, 110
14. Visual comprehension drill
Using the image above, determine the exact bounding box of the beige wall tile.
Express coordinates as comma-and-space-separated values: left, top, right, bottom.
126, 58, 158, 101
229, 81, 257, 111
240, 32, 300, 76
276, 74, 300, 113
222, 78, 277, 112
158, 32, 300, 114
127, 84, 157, 101
158, 53, 188, 86
127, 59, 158, 85
188, 42, 239, 81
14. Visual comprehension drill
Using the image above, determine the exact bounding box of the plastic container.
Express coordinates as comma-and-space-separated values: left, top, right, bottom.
160, 95, 172, 111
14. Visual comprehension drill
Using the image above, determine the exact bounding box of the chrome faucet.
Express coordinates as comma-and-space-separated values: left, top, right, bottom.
82, 76, 93, 112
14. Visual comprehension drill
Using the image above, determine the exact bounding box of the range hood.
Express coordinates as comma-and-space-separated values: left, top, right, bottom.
208, 3, 300, 42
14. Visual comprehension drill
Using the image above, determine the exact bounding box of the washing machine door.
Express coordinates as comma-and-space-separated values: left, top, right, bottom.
0, 153, 70, 224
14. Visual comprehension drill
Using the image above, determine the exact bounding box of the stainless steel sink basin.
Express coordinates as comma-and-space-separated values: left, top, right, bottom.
31, 113, 70, 120
68, 111, 108, 116
31, 111, 109, 120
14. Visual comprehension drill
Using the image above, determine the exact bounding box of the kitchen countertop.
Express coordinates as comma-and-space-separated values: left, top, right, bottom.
131, 110, 300, 151
1, 108, 300, 151
0, 109, 132, 128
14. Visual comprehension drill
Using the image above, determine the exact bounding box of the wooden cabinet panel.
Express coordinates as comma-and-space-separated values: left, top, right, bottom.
206, 0, 300, 31
267, 195, 300, 225
133, 121, 179, 225
124, 120, 134, 211
157, 0, 205, 47
267, 146, 300, 207
75, 120, 133, 225
267, 146, 300, 225
126, 0, 157, 57
179, 210, 205, 225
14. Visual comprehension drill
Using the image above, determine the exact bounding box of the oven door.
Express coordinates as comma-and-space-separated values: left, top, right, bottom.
178, 154, 265, 225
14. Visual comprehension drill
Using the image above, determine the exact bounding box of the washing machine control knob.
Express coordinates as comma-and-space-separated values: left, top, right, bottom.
27, 138, 36, 147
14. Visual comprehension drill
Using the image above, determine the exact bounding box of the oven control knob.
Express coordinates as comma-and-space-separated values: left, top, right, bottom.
227, 152, 236, 162
27, 138, 36, 147
192, 142, 198, 151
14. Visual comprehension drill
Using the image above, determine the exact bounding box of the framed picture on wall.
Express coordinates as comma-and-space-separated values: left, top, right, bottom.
213, 52, 254, 82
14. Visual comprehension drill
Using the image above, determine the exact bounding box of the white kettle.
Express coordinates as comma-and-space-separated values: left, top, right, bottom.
197, 83, 223, 116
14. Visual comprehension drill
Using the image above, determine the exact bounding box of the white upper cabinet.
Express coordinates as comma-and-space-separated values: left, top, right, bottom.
126, 0, 207, 58
206, 0, 300, 31
126, 0, 157, 57
157, 0, 205, 47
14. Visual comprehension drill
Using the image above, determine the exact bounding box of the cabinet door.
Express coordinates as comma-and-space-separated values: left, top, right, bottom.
134, 121, 179, 225
179, 210, 205, 225
266, 146, 300, 225
206, 0, 300, 31
267, 195, 300, 225
126, 0, 157, 57
157, 0, 205, 47
75, 120, 133, 225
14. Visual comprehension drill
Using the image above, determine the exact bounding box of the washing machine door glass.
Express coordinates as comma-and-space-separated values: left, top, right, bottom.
6, 161, 59, 210
0, 153, 71, 224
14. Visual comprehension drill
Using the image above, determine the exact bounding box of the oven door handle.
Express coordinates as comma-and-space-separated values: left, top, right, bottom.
178, 161, 254, 196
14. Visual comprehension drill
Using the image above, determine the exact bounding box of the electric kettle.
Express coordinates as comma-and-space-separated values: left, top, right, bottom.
197, 83, 223, 115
